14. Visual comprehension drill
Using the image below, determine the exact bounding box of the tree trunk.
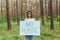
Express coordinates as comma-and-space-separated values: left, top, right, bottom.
45, 0, 47, 16
1, 0, 3, 16
56, 0, 59, 22
40, 0, 44, 25
48, 1, 50, 16
13, 2, 16, 22
6, 0, 11, 30
59, 2, 60, 27
16, 0, 20, 25
11, 0, 14, 19
56, 0, 58, 16
1, 0, 3, 23
21, 0, 23, 20
50, 0, 54, 30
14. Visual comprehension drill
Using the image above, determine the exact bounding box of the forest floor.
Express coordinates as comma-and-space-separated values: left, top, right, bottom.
0, 19, 59, 40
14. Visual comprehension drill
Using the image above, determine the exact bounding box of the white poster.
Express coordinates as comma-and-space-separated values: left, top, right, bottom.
20, 20, 40, 36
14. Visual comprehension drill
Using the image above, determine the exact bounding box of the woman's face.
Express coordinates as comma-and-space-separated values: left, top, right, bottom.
28, 12, 31, 18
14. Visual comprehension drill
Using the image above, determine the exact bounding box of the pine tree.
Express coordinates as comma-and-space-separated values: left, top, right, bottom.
50, 0, 54, 30
6, 0, 11, 30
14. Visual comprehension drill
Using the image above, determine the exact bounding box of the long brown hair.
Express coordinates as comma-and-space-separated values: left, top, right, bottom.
27, 11, 32, 18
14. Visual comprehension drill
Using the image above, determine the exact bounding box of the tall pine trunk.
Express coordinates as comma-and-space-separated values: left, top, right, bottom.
56, 0, 58, 16
50, 0, 54, 30
16, 0, 20, 25
1, 0, 3, 16
40, 0, 44, 25
59, 2, 60, 27
1, 0, 3, 23
6, 0, 11, 30
21, 0, 23, 20
13, 1, 16, 22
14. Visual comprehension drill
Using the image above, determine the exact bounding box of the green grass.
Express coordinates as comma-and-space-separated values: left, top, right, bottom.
0, 17, 59, 40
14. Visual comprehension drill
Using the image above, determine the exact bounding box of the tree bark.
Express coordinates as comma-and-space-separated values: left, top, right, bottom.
13, 1, 16, 22
16, 0, 20, 25
21, 0, 23, 20
1, 0, 3, 16
1, 0, 3, 23
6, 0, 11, 30
40, 0, 44, 25
59, 2, 60, 26
50, 0, 54, 30
56, 0, 58, 16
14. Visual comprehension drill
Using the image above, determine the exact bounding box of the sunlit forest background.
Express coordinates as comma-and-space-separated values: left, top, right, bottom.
0, 0, 60, 40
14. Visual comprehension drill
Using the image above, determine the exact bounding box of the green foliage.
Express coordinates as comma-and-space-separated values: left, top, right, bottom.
0, 16, 2, 23
20, 12, 25, 20
0, 16, 7, 24
0, 35, 22, 40
0, 16, 59, 40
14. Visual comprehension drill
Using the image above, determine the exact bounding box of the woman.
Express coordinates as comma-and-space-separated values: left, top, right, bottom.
25, 11, 35, 40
